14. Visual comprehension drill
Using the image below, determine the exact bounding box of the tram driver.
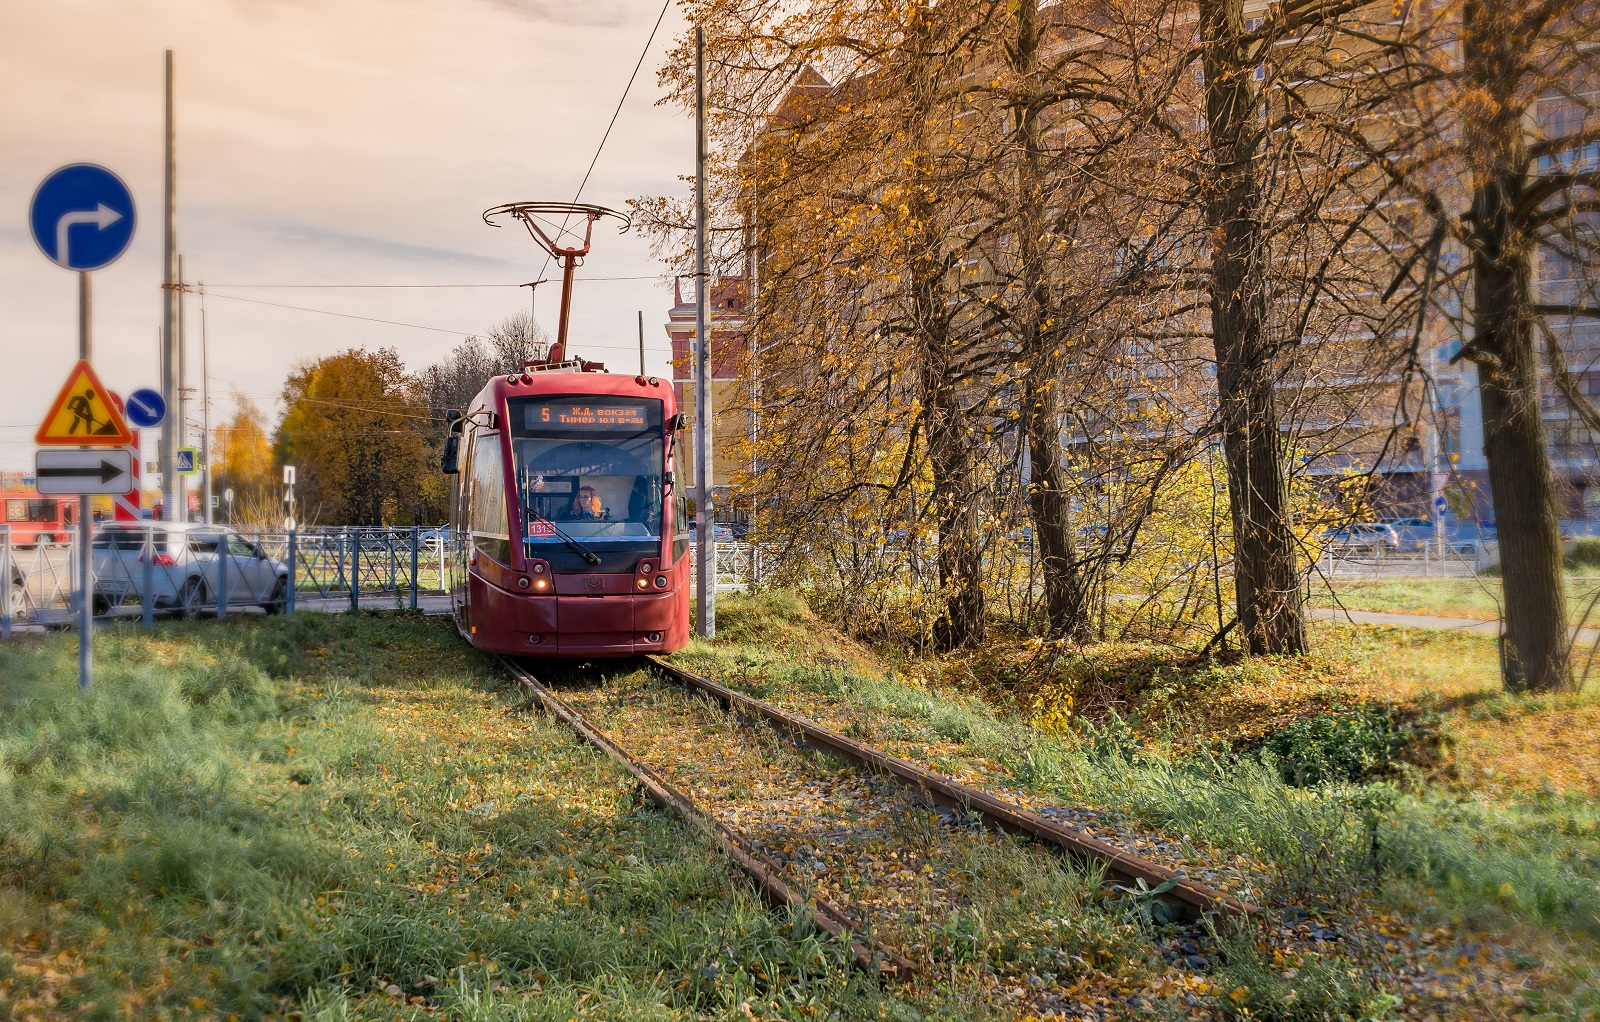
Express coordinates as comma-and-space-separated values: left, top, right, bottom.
568, 484, 610, 521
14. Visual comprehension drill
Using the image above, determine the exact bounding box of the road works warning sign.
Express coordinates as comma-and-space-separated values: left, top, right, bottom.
35, 359, 135, 446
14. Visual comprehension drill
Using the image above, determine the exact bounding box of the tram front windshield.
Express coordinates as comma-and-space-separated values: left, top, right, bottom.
508, 395, 664, 572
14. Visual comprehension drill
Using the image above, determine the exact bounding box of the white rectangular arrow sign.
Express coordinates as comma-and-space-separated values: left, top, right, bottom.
35, 449, 134, 494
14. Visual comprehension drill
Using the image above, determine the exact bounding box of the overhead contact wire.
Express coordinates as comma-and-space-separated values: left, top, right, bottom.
533, 0, 674, 283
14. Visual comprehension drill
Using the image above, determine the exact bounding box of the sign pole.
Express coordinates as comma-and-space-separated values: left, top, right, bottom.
27, 161, 138, 692
78, 270, 92, 692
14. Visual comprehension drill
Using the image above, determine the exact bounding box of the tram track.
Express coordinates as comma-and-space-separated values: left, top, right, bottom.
645, 656, 1258, 922
503, 652, 1259, 999
501, 656, 916, 981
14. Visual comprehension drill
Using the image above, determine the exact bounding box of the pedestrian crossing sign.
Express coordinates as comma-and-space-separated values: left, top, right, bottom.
35, 359, 135, 447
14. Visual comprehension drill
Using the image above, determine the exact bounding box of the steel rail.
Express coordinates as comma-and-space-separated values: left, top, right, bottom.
500, 657, 914, 981
646, 656, 1259, 921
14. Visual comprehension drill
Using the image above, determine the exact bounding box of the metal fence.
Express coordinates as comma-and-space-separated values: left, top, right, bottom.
692, 541, 764, 593
2, 524, 762, 636
1314, 543, 1494, 578
262, 528, 450, 609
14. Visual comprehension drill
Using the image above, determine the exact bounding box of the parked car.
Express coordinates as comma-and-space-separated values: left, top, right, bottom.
687, 522, 737, 542
417, 525, 452, 545
1321, 522, 1401, 553
92, 523, 289, 616
7, 563, 26, 621
1382, 517, 1435, 551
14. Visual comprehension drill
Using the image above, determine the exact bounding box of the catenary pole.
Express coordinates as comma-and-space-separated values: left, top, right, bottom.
638, 309, 646, 375
160, 50, 179, 522
201, 282, 212, 524
693, 25, 715, 638
177, 253, 187, 521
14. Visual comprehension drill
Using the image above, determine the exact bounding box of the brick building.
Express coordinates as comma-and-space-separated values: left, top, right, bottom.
665, 275, 754, 516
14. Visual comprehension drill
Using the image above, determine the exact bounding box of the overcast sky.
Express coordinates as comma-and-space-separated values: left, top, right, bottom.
0, 0, 693, 474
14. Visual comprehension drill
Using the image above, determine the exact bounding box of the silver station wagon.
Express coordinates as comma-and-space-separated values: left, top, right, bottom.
92, 523, 289, 615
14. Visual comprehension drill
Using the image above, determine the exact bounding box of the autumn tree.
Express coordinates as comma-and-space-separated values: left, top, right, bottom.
210, 393, 277, 527
275, 347, 435, 526
1084, 0, 1431, 655
1364, 0, 1600, 691
646, 0, 1453, 661
485, 310, 553, 370
652, 0, 1006, 648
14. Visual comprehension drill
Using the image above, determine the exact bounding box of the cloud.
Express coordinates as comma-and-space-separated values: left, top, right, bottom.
487, 0, 631, 28
236, 216, 514, 269
0, 0, 691, 472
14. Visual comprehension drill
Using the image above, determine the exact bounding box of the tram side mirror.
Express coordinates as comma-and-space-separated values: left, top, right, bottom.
441, 434, 461, 474
669, 412, 686, 431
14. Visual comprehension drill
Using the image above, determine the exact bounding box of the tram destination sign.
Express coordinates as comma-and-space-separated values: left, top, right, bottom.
522, 400, 654, 431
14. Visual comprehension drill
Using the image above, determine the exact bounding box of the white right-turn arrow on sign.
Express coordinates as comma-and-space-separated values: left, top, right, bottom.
53, 204, 124, 268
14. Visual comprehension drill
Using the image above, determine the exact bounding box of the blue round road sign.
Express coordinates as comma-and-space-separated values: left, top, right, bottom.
125, 388, 167, 429
29, 164, 136, 271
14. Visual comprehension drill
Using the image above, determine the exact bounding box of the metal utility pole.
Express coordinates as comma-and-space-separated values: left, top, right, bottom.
693, 25, 715, 638
177, 253, 188, 522
200, 283, 212, 524
160, 50, 180, 522
638, 309, 646, 375
520, 279, 548, 352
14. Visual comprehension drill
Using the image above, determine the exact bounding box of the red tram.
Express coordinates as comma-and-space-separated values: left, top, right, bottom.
445, 200, 690, 656
443, 359, 691, 656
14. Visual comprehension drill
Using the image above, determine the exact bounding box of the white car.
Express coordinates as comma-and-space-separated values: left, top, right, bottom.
1321, 522, 1402, 553
92, 523, 289, 615
7, 563, 26, 621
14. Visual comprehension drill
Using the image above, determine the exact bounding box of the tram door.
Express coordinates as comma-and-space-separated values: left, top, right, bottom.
448, 431, 472, 626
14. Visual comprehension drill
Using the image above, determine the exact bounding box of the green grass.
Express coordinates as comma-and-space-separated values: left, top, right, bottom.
674, 591, 1600, 1019
0, 613, 922, 1020
8, 594, 1599, 1018
1307, 577, 1507, 620
1308, 574, 1600, 625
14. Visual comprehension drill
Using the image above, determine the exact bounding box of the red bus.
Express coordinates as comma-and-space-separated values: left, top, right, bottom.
2, 492, 74, 545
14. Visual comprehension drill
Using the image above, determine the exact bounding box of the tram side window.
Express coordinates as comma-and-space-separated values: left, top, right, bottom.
470, 434, 511, 564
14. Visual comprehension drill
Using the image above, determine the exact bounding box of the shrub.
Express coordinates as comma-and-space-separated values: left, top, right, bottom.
1569, 537, 1600, 572
1260, 706, 1419, 786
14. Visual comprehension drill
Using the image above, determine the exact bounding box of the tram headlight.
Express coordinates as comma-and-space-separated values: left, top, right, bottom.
636, 577, 650, 590
533, 577, 549, 592
655, 576, 668, 588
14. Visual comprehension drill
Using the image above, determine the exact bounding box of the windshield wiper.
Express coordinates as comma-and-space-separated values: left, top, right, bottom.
526, 510, 601, 566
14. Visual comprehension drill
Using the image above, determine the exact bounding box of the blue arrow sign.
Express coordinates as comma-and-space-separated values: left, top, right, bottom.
29, 164, 136, 271
125, 388, 166, 429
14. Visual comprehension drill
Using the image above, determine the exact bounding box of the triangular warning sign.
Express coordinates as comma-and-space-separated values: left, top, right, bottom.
36, 360, 135, 447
